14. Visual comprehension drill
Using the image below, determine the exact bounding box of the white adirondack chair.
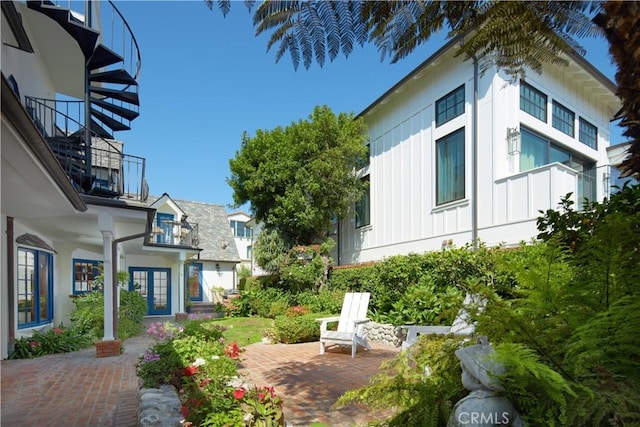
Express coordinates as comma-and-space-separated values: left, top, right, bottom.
317, 292, 371, 358
401, 293, 483, 350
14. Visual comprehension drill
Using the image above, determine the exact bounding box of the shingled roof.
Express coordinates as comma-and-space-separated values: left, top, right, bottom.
147, 196, 241, 263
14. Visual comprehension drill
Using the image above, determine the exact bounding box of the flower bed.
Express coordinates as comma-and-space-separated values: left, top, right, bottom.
137, 319, 283, 426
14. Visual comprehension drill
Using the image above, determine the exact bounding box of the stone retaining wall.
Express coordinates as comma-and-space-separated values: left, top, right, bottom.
363, 322, 404, 347
138, 385, 183, 427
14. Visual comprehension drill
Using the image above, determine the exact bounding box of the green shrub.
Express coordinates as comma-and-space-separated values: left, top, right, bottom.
9, 326, 93, 359
273, 312, 326, 344
375, 274, 464, 326
294, 288, 345, 314
268, 299, 290, 318
70, 290, 146, 339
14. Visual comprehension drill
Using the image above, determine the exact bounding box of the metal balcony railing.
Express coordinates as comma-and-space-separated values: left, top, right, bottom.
25, 96, 148, 202
151, 218, 200, 247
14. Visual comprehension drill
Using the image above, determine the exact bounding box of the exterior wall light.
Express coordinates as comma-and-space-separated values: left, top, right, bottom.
507, 127, 521, 155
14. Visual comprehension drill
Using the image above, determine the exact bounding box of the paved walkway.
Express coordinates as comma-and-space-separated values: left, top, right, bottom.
239, 341, 400, 426
1, 324, 400, 426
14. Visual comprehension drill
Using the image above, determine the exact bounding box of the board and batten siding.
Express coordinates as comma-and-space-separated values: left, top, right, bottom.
339, 49, 616, 265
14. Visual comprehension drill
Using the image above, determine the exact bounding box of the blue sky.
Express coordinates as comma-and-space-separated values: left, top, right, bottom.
116, 1, 619, 209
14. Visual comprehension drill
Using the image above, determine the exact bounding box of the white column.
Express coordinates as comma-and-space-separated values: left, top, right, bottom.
101, 230, 115, 340
178, 252, 186, 312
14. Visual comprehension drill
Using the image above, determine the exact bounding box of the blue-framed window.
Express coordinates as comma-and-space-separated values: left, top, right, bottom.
156, 212, 175, 244
355, 175, 370, 228
579, 118, 597, 149
552, 101, 575, 137
230, 220, 252, 238
17, 248, 53, 328
520, 81, 547, 122
436, 128, 465, 205
73, 259, 102, 294
186, 262, 203, 301
436, 85, 465, 127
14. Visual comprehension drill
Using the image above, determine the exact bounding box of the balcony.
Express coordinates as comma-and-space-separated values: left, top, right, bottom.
25, 96, 148, 202
495, 163, 580, 223
151, 218, 200, 248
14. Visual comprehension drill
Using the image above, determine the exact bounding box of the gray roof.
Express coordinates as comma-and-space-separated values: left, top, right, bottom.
148, 196, 241, 263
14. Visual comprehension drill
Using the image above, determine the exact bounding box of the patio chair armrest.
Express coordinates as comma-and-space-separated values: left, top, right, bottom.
316, 316, 340, 332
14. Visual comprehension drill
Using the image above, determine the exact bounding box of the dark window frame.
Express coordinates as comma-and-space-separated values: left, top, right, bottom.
436, 85, 465, 127
436, 128, 466, 205
578, 117, 598, 149
355, 175, 370, 228
520, 81, 547, 122
552, 100, 575, 137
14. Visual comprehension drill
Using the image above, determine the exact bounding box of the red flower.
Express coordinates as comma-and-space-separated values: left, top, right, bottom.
233, 388, 246, 400
183, 365, 198, 376
224, 342, 240, 359
181, 405, 188, 418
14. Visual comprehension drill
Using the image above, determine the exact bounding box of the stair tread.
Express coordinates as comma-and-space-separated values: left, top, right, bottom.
90, 97, 139, 121
90, 69, 137, 85
87, 44, 123, 70
90, 86, 139, 105
90, 108, 131, 131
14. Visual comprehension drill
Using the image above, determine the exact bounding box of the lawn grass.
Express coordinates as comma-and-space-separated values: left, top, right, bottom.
208, 316, 274, 347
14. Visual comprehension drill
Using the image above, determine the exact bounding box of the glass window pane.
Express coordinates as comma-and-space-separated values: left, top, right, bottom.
579, 118, 597, 149
436, 129, 465, 205
355, 176, 370, 228
520, 128, 548, 171
552, 101, 575, 136
550, 144, 570, 165
520, 82, 547, 122
436, 85, 465, 127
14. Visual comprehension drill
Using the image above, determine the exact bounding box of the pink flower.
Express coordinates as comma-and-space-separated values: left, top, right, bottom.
52, 328, 63, 334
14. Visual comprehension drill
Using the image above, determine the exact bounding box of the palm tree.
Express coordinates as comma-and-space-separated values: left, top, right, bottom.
205, 0, 639, 176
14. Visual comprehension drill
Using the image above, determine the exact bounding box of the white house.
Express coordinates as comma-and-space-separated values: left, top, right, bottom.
228, 211, 253, 276
337, 37, 622, 265
0, 1, 235, 358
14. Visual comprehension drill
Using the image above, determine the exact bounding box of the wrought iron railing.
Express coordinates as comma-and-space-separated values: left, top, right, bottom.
25, 96, 148, 202
151, 218, 200, 247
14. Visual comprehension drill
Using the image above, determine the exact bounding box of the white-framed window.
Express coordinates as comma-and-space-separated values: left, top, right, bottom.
230, 220, 252, 238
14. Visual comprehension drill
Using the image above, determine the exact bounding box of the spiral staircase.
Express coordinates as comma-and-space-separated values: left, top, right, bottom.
26, 0, 144, 199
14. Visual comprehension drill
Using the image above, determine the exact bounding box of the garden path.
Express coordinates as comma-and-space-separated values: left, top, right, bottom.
239, 341, 401, 426
1, 318, 401, 426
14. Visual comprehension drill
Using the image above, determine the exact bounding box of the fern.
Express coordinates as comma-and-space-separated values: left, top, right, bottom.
336, 335, 466, 427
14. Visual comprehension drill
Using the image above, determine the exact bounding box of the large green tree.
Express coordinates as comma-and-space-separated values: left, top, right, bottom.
207, 0, 640, 175
228, 105, 368, 244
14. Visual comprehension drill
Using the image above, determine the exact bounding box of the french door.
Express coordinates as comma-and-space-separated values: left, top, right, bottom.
129, 267, 171, 315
